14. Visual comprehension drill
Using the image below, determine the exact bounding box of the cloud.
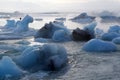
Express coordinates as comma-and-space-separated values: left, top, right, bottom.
0, 0, 120, 12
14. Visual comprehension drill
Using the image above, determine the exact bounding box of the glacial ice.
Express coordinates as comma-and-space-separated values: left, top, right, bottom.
14, 15, 33, 32
52, 30, 71, 42
83, 22, 97, 37
40, 44, 68, 70
95, 28, 104, 38
108, 25, 120, 33
82, 39, 117, 52
102, 32, 120, 41
34, 21, 71, 42
0, 15, 36, 40
71, 13, 96, 23
112, 37, 120, 44
4, 20, 16, 29
0, 56, 23, 78
15, 44, 68, 70
15, 46, 40, 69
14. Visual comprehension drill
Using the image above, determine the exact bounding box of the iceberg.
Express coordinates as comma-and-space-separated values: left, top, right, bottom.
0, 56, 23, 78
71, 13, 95, 24
15, 46, 40, 69
95, 28, 104, 38
15, 44, 68, 71
101, 32, 120, 41
34, 21, 70, 41
83, 22, 97, 38
0, 15, 36, 40
14, 15, 33, 32
108, 25, 120, 33
72, 22, 97, 41
52, 30, 71, 42
39, 44, 68, 70
112, 37, 120, 44
34, 21, 70, 38
82, 39, 117, 52
99, 11, 118, 22
4, 20, 16, 29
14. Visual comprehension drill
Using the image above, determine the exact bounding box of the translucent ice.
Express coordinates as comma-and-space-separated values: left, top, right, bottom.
52, 30, 71, 42
112, 37, 120, 44
102, 32, 120, 41
82, 39, 117, 52
0, 56, 23, 77
14, 15, 33, 32
4, 20, 16, 28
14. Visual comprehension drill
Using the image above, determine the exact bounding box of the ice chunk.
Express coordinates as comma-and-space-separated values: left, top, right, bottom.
15, 44, 68, 71
15, 46, 40, 69
83, 22, 97, 37
108, 25, 120, 33
14, 15, 33, 32
102, 32, 120, 41
71, 13, 96, 23
4, 20, 16, 28
52, 30, 71, 42
95, 28, 104, 38
34, 21, 70, 39
40, 44, 68, 70
82, 39, 117, 52
0, 56, 23, 77
112, 37, 120, 44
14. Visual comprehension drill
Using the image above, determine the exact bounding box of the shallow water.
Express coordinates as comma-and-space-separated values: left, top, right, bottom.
0, 13, 120, 80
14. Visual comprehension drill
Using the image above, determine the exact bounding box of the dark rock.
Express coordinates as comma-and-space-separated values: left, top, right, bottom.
72, 28, 92, 41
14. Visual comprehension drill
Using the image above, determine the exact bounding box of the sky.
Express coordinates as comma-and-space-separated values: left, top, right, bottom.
0, 0, 120, 12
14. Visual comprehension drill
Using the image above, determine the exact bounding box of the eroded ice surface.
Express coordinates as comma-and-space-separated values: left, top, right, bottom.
82, 39, 117, 52
0, 56, 23, 78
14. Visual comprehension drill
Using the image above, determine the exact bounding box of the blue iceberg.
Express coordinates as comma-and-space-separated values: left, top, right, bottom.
15, 46, 40, 69
101, 32, 120, 41
108, 25, 120, 33
34, 21, 71, 42
71, 13, 96, 24
83, 22, 97, 38
15, 44, 68, 71
52, 30, 71, 42
4, 20, 16, 28
0, 56, 23, 78
82, 39, 117, 52
14, 15, 33, 32
112, 37, 120, 44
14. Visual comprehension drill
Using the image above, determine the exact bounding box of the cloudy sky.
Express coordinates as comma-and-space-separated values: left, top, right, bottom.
0, 0, 120, 12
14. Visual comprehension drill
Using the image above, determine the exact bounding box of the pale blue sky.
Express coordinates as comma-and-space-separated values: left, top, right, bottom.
0, 0, 120, 12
